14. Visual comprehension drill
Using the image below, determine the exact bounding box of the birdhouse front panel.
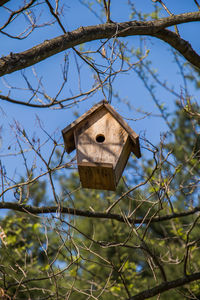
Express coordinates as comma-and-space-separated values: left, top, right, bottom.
74, 107, 129, 190
75, 107, 129, 166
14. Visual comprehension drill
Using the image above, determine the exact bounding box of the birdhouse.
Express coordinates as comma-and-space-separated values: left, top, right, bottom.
62, 101, 141, 191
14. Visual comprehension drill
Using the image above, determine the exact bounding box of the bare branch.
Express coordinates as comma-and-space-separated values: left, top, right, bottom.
0, 202, 200, 224
0, 0, 10, 6
194, 0, 200, 10
128, 272, 200, 300
0, 0, 36, 31
154, 0, 180, 35
0, 12, 200, 77
102, 0, 112, 23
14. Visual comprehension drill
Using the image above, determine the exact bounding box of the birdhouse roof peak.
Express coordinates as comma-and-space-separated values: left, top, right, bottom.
62, 100, 141, 158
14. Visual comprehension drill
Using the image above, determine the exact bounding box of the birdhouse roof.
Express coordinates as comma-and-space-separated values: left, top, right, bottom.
62, 100, 141, 158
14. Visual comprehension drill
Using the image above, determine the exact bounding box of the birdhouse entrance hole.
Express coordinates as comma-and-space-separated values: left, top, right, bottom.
96, 134, 105, 143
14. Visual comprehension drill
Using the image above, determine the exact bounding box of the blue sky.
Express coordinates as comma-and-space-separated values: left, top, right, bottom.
0, 0, 199, 189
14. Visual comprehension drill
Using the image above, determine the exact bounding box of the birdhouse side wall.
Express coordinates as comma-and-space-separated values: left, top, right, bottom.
114, 136, 132, 185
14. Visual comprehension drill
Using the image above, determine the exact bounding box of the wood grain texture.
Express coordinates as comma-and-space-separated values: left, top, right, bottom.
75, 109, 129, 190
104, 103, 141, 158
78, 162, 116, 190
114, 136, 132, 185
62, 100, 141, 157
76, 110, 128, 166
62, 101, 105, 153
62, 101, 141, 190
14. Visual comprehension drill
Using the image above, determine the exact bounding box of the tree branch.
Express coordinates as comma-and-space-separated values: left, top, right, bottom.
0, 12, 200, 77
0, 202, 200, 224
0, 0, 10, 6
128, 272, 200, 299
151, 28, 200, 69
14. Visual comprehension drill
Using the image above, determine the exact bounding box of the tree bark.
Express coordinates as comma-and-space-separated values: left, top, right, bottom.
129, 272, 200, 299
0, 12, 200, 77
0, 202, 200, 224
0, 0, 10, 6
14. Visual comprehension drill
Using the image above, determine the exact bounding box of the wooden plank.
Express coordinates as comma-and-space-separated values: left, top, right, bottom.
114, 136, 132, 185
75, 107, 108, 137
76, 110, 128, 166
62, 129, 75, 154
103, 103, 141, 158
129, 137, 141, 159
62, 100, 141, 158
78, 162, 116, 191
62, 101, 105, 153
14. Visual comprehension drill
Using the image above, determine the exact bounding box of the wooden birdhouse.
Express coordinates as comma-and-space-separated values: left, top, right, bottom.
62, 101, 141, 191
